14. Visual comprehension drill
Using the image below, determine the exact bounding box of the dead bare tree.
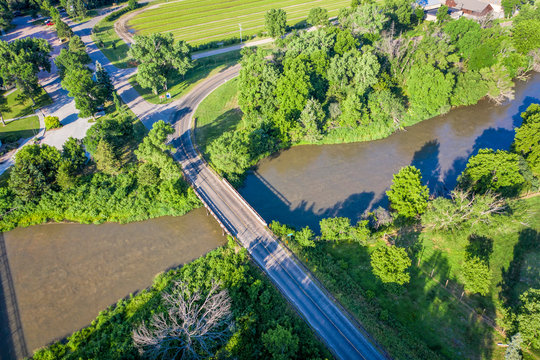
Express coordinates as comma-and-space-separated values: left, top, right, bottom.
133, 280, 233, 360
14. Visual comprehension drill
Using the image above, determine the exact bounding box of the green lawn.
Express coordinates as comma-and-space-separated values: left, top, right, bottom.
130, 52, 241, 104
194, 77, 243, 152
0, 116, 40, 143
128, 0, 350, 45
1, 88, 51, 120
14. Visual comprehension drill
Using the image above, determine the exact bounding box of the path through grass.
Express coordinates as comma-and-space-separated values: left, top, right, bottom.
128, 0, 350, 45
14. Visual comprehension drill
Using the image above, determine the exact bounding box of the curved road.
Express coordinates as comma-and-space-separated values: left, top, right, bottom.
38, 10, 387, 360
167, 65, 387, 360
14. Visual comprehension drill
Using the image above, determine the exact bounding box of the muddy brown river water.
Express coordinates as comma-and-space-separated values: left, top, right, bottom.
239, 73, 540, 230
0, 209, 226, 359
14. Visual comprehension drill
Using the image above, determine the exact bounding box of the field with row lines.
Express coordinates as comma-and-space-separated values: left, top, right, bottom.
128, 0, 350, 45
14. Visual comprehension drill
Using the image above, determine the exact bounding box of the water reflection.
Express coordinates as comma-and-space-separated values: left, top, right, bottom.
240, 73, 540, 230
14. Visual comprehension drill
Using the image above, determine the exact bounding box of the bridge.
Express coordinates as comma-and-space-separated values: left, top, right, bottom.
169, 64, 388, 360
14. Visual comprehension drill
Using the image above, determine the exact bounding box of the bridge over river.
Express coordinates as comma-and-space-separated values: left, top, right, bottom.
167, 64, 387, 360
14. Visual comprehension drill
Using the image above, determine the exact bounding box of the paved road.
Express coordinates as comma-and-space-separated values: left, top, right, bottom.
164, 64, 387, 360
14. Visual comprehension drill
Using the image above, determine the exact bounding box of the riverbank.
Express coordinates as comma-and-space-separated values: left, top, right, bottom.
0, 209, 227, 359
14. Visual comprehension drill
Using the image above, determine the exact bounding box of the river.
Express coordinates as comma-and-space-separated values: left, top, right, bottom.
0, 209, 226, 359
239, 73, 540, 231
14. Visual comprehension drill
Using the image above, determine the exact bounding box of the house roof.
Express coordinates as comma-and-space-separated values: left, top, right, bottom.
453, 0, 491, 12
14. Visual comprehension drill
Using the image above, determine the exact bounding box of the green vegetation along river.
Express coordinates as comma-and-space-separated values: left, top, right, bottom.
239, 73, 540, 231
0, 209, 226, 359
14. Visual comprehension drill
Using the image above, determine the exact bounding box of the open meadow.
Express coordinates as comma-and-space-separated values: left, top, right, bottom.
127, 0, 350, 45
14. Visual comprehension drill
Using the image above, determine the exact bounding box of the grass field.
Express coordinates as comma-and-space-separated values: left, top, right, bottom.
128, 0, 350, 45
0, 116, 40, 143
194, 77, 243, 152
1, 89, 51, 120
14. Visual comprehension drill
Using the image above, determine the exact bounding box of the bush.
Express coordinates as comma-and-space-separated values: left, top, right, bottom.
44, 116, 62, 130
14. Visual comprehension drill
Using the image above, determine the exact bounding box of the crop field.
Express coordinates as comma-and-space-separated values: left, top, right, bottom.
128, 0, 350, 45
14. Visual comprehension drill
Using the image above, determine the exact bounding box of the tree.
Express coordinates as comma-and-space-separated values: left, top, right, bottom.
0, 38, 51, 105
275, 54, 313, 119
0, 93, 9, 126
513, 103, 540, 176
512, 19, 540, 55
370, 245, 411, 285
307, 7, 328, 26
8, 162, 48, 202
451, 71, 488, 107
265, 8, 287, 38
459, 149, 525, 197
294, 227, 315, 247
133, 281, 233, 359
436, 5, 450, 24
262, 325, 299, 360
128, 33, 192, 94
94, 60, 114, 101
291, 98, 324, 142
0, 0, 13, 31
339, 3, 388, 35
480, 64, 514, 104
462, 256, 492, 295
56, 159, 77, 190
93, 139, 120, 175
386, 165, 429, 218
137, 162, 160, 187
62, 137, 86, 172
505, 333, 523, 360
406, 64, 454, 119
55, 18, 73, 39
238, 48, 279, 118
421, 190, 505, 231
61, 67, 99, 117
517, 289, 540, 350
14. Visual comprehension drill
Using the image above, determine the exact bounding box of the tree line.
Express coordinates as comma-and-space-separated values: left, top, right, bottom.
205, 1, 540, 184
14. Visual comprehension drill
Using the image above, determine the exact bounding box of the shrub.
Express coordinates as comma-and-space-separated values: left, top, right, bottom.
44, 116, 62, 130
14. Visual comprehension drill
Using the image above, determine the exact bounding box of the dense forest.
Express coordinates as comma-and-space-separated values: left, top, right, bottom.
207, 1, 540, 184
270, 104, 540, 359
32, 241, 330, 360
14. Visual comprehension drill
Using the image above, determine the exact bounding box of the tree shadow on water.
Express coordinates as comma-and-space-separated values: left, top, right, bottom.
0, 233, 28, 360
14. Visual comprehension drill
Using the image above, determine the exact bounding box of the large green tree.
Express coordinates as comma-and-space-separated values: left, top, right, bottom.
265, 8, 287, 38
128, 33, 192, 94
517, 289, 540, 349
406, 64, 454, 119
386, 165, 429, 218
62, 67, 99, 118
459, 149, 525, 197
307, 7, 328, 26
370, 245, 411, 285
513, 104, 540, 176
261, 325, 299, 360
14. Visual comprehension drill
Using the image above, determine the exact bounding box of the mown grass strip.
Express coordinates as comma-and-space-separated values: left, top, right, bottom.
128, 0, 348, 44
